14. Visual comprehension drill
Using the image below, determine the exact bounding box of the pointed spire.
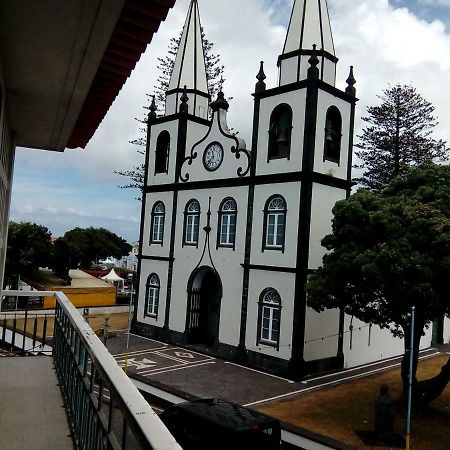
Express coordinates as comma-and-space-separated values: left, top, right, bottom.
165, 0, 209, 118
149, 95, 157, 120
255, 61, 266, 93
278, 0, 337, 86
345, 66, 356, 97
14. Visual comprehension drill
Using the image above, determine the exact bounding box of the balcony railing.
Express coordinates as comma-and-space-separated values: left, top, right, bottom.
1, 290, 182, 450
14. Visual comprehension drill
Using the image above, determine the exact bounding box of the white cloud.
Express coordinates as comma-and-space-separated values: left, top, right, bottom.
10, 0, 450, 240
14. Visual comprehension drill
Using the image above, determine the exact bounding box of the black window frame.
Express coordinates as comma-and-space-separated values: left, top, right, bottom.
262, 195, 287, 253
216, 197, 237, 250
323, 106, 342, 164
183, 199, 201, 248
257, 288, 282, 350
144, 273, 160, 319
155, 130, 170, 174
149, 201, 165, 245
267, 104, 293, 161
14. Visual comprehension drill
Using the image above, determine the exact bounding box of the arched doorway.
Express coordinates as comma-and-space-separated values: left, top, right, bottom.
185, 266, 222, 345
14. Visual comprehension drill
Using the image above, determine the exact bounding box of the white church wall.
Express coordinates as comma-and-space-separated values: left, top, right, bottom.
314, 91, 351, 180
444, 317, 450, 344
321, 58, 337, 86
168, 186, 248, 338
137, 259, 168, 328
185, 120, 210, 159
342, 314, 432, 368
246, 270, 295, 361
256, 90, 307, 176
141, 191, 174, 258
147, 121, 179, 186
309, 183, 346, 269
251, 182, 301, 268
303, 307, 339, 362
279, 58, 298, 86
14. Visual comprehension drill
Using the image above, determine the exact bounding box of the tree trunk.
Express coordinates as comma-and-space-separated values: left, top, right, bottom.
415, 357, 450, 407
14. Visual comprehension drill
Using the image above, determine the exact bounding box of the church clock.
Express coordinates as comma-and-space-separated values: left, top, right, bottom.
203, 142, 223, 171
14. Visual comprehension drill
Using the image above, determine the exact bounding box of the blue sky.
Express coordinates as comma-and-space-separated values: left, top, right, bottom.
10, 0, 450, 243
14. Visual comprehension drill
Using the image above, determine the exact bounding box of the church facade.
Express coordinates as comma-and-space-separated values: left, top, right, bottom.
133, 0, 442, 376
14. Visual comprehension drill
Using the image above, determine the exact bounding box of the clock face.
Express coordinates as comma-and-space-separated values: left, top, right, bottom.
203, 142, 224, 171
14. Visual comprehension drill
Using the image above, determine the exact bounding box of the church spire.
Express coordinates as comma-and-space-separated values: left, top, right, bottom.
165, 0, 209, 118
278, 0, 337, 86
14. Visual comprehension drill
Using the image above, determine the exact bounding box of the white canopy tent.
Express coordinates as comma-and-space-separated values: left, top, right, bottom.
101, 269, 125, 292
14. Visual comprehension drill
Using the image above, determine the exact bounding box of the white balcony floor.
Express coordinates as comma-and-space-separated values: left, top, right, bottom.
0, 356, 74, 450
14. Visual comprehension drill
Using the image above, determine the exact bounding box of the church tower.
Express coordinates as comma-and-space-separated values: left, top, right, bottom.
243, 0, 357, 375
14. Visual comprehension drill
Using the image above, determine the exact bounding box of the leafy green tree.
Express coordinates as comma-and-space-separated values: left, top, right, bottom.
307, 163, 450, 406
5, 222, 53, 289
114, 27, 225, 196
63, 227, 131, 269
355, 85, 448, 190
50, 238, 71, 282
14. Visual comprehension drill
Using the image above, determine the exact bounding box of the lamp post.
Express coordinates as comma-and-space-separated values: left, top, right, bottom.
406, 306, 415, 450
124, 274, 134, 374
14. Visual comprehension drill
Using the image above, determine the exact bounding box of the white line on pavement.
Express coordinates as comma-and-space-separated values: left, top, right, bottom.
146, 361, 216, 376
113, 346, 168, 358
224, 362, 294, 384
244, 352, 438, 407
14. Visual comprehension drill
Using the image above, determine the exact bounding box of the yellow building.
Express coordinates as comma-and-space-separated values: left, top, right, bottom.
38, 269, 116, 309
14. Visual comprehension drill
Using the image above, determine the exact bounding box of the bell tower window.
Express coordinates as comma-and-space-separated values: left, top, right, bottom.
268, 104, 292, 161
324, 106, 342, 163
155, 131, 170, 174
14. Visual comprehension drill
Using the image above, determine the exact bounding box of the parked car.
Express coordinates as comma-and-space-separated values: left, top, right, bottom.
160, 398, 281, 450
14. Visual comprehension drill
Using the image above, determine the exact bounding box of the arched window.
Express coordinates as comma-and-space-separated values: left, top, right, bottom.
257, 288, 281, 348
150, 201, 165, 245
324, 106, 342, 163
217, 198, 237, 248
268, 104, 292, 160
263, 195, 287, 251
183, 200, 200, 246
155, 131, 170, 174
145, 273, 160, 318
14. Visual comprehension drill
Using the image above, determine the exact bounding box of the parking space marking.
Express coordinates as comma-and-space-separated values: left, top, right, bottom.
113, 346, 168, 358
224, 362, 294, 384
146, 361, 216, 376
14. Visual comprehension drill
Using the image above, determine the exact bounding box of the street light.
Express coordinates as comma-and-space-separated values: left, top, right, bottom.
406, 306, 415, 450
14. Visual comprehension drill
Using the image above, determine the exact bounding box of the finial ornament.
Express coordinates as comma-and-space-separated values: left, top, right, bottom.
307, 44, 320, 80
210, 88, 229, 112
255, 61, 266, 93
345, 66, 356, 97
180, 86, 189, 114
149, 95, 157, 120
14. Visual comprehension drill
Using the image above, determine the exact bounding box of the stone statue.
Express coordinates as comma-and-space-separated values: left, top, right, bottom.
374, 384, 394, 441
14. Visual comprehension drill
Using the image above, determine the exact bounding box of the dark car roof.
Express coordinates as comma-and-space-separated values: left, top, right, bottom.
166, 398, 278, 431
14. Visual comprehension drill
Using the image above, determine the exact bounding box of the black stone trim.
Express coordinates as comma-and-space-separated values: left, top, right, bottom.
289, 77, 319, 377
242, 264, 296, 273
254, 79, 357, 104
166, 88, 210, 99
132, 320, 343, 378
149, 113, 210, 127
140, 255, 174, 262
278, 48, 339, 66
145, 171, 352, 193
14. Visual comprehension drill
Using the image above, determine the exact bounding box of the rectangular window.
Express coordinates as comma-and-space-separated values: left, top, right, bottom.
152, 216, 164, 242
261, 306, 279, 343
266, 213, 284, 248
220, 214, 236, 245
147, 287, 158, 316
185, 215, 199, 244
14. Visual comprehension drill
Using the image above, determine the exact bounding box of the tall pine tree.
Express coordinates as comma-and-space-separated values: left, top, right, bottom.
114, 28, 224, 196
355, 84, 448, 190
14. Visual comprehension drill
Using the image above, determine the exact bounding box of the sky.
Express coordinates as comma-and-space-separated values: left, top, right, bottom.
10, 0, 450, 243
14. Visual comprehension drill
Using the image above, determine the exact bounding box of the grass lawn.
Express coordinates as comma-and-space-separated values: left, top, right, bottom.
256, 354, 450, 450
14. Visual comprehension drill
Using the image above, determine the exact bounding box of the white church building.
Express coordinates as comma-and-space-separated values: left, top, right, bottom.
133, 0, 449, 376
